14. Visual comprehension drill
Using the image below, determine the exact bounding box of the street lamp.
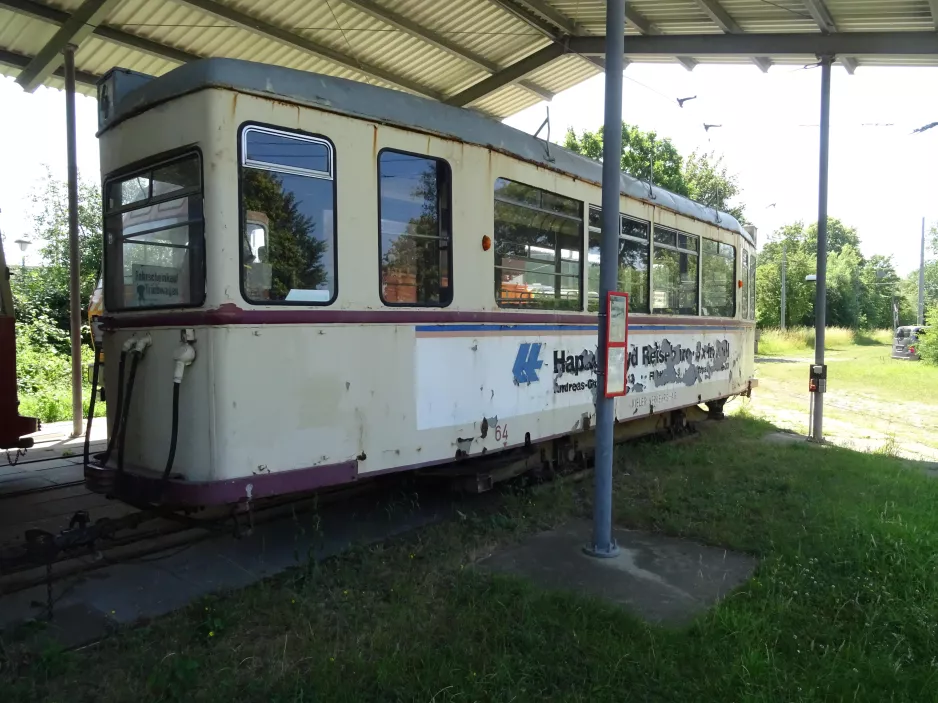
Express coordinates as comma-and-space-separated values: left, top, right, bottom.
13, 237, 30, 268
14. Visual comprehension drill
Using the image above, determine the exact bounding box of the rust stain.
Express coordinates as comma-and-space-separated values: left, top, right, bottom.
372, 124, 378, 157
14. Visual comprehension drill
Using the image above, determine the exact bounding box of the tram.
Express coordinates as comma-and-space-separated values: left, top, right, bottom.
0, 230, 38, 449
85, 58, 757, 508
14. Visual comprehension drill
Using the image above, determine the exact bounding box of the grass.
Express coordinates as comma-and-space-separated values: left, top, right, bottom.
757, 326, 892, 357
4, 415, 938, 702
746, 333, 938, 460
757, 337, 938, 403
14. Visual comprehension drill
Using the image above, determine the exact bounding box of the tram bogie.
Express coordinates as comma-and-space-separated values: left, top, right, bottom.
85, 58, 757, 508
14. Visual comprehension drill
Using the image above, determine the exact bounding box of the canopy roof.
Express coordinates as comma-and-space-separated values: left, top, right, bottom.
1, 0, 937, 118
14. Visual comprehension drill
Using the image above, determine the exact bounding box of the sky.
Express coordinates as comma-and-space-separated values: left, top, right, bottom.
1, 62, 936, 276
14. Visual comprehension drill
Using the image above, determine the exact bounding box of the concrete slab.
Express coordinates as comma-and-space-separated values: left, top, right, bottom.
763, 431, 811, 445
479, 520, 757, 626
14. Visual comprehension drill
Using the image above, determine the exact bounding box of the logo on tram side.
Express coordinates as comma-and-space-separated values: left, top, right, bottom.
512, 343, 544, 384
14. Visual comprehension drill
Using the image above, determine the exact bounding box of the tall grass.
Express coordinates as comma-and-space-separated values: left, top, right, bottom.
758, 326, 892, 356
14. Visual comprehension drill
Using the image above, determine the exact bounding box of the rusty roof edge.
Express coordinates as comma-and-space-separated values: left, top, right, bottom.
103, 57, 749, 240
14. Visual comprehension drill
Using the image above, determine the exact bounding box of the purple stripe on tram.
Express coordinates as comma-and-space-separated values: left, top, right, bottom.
101, 303, 755, 330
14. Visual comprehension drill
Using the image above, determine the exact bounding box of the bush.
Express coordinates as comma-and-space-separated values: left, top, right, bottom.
757, 326, 891, 356
15, 315, 105, 424
916, 307, 938, 366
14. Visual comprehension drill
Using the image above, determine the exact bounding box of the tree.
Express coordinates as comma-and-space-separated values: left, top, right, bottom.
804, 218, 861, 257
755, 217, 908, 330
563, 125, 746, 221
564, 124, 689, 196
9, 169, 102, 349
683, 151, 746, 223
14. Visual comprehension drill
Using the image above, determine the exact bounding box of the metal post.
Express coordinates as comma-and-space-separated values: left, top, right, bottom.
64, 44, 83, 438
920, 217, 926, 326
585, 0, 624, 559
780, 241, 787, 330
811, 55, 832, 443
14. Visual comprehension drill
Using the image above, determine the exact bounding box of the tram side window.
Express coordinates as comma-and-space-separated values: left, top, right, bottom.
741, 251, 750, 319
378, 150, 452, 306
239, 126, 337, 304
652, 227, 698, 315
701, 239, 736, 317
103, 152, 204, 311
587, 207, 650, 313
494, 178, 583, 310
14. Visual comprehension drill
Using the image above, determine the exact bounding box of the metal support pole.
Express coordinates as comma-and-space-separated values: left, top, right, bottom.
780, 241, 787, 330
920, 217, 926, 326
64, 45, 83, 438
811, 55, 832, 443
585, 0, 624, 559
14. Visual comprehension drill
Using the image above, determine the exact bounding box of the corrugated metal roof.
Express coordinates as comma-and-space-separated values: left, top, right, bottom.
1, 0, 936, 118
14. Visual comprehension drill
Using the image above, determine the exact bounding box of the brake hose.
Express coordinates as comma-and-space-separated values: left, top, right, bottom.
116, 351, 141, 476
100, 349, 127, 465
83, 350, 102, 469
160, 338, 196, 492
161, 383, 181, 485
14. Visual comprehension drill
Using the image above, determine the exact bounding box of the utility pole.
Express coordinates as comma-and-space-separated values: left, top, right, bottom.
585, 0, 624, 560
811, 55, 832, 443
780, 241, 787, 330
920, 217, 926, 326
64, 44, 83, 438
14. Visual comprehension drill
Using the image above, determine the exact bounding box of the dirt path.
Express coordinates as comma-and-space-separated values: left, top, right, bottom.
735, 360, 938, 463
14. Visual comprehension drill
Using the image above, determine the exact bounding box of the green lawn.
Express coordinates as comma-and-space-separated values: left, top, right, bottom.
746, 333, 938, 459
5, 416, 938, 702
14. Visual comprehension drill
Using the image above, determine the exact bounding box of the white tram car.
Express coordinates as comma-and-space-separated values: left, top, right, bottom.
86, 59, 757, 507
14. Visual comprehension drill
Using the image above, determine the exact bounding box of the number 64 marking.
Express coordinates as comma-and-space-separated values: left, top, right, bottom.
494, 424, 509, 443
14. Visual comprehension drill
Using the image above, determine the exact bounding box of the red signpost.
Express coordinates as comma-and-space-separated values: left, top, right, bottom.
604, 291, 629, 399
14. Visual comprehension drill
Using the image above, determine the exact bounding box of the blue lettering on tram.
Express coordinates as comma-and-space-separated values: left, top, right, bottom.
512, 343, 544, 385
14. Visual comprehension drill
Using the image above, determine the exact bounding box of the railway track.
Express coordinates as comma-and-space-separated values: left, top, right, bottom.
0, 480, 86, 501
0, 409, 708, 608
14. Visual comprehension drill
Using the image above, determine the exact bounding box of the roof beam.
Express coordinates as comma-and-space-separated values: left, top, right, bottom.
801, 0, 858, 73
512, 0, 585, 36
446, 44, 566, 107
801, 0, 836, 32
0, 47, 100, 86
484, 0, 606, 72
0, 0, 197, 65
338, 0, 554, 101
15, 0, 120, 92
694, 0, 772, 72
174, 0, 444, 100
569, 32, 938, 56
625, 5, 697, 72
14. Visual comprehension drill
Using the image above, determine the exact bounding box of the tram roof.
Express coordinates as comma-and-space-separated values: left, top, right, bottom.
2, 1, 938, 120
102, 57, 750, 238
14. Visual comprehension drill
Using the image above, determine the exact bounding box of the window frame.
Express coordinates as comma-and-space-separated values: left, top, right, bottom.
748, 251, 756, 320
493, 178, 584, 311
102, 146, 206, 313
700, 237, 737, 318
587, 205, 651, 314
376, 147, 454, 308
237, 122, 339, 307
650, 225, 699, 316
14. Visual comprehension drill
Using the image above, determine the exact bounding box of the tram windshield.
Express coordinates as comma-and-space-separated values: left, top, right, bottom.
103, 152, 204, 310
